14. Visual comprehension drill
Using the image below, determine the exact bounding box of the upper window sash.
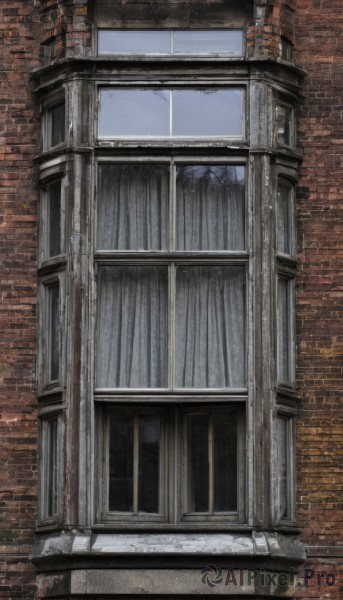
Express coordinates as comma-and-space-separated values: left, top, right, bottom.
98, 29, 244, 56
98, 88, 245, 140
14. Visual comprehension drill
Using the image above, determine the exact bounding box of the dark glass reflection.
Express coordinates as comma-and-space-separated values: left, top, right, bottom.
275, 104, 292, 146
277, 277, 290, 382
187, 413, 209, 512
109, 412, 134, 511
138, 415, 160, 513
213, 410, 237, 511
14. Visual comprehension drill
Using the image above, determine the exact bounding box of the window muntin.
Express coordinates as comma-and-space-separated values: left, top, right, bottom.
277, 276, 295, 385
277, 180, 295, 256
98, 88, 244, 139
98, 29, 243, 56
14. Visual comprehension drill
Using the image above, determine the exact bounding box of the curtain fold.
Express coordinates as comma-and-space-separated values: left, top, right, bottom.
176, 165, 245, 251
97, 164, 169, 251
175, 266, 245, 388
96, 266, 168, 388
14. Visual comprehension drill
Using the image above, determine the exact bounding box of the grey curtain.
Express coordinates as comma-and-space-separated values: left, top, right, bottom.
176, 165, 245, 251
175, 266, 245, 388
96, 266, 168, 388
97, 164, 169, 250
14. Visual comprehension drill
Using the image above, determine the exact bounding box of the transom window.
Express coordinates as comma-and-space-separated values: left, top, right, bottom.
98, 29, 244, 56
98, 88, 245, 138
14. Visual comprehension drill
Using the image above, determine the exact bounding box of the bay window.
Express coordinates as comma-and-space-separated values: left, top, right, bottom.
35, 21, 304, 576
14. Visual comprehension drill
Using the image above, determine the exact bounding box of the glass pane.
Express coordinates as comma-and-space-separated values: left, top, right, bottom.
48, 180, 61, 257
97, 164, 169, 251
213, 410, 238, 511
173, 30, 243, 55
176, 165, 245, 250
98, 30, 171, 54
176, 266, 245, 388
138, 415, 161, 513
277, 277, 291, 382
96, 266, 168, 388
173, 89, 243, 137
277, 417, 288, 519
277, 182, 293, 255
47, 418, 58, 516
187, 413, 209, 512
275, 104, 292, 146
49, 284, 60, 382
50, 103, 65, 147
99, 89, 170, 137
109, 412, 134, 511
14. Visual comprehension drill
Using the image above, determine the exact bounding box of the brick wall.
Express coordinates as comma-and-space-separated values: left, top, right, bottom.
294, 0, 343, 597
0, 1, 40, 597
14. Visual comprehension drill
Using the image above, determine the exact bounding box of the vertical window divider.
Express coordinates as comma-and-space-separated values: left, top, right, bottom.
170, 31, 174, 55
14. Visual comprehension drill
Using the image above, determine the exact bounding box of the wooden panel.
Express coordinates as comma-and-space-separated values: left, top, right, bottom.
96, 0, 253, 29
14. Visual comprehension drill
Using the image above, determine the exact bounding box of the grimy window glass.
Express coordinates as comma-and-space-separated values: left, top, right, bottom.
277, 416, 293, 521
275, 104, 292, 147
277, 276, 294, 384
47, 417, 58, 517
48, 180, 62, 257
277, 181, 294, 256
98, 29, 243, 56
48, 103, 65, 148
98, 88, 244, 138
